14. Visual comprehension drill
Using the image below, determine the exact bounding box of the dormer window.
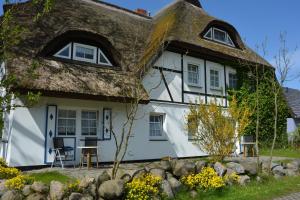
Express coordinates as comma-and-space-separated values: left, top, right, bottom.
204, 27, 235, 47
54, 42, 112, 66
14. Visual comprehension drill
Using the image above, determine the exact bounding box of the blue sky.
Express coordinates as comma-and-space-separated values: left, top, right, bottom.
1, 0, 300, 89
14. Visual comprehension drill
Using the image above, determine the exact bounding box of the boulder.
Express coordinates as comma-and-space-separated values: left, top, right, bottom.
31, 182, 49, 194
49, 181, 65, 200
272, 165, 285, 176
161, 180, 174, 199
23, 185, 33, 196
160, 160, 172, 171
149, 168, 166, 180
238, 175, 250, 186
97, 171, 111, 187
79, 177, 95, 189
68, 193, 83, 200
167, 175, 182, 194
87, 184, 97, 198
214, 162, 227, 176
132, 169, 147, 179
284, 169, 297, 177
98, 179, 124, 200
195, 160, 207, 173
240, 161, 258, 175
287, 162, 299, 171
1, 190, 23, 200
172, 161, 195, 178
26, 193, 47, 200
189, 190, 198, 198
81, 194, 94, 200
226, 162, 245, 175
256, 176, 262, 182
120, 174, 131, 183
0, 180, 8, 197
225, 168, 236, 176
262, 162, 279, 172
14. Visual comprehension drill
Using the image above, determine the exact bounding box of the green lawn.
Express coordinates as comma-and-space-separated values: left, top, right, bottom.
173, 176, 300, 200
260, 148, 300, 158
29, 171, 74, 185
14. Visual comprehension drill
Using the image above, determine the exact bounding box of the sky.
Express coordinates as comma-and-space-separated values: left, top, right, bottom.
1, 0, 300, 89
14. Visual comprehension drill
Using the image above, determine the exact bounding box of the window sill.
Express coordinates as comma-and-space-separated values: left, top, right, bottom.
149, 139, 168, 141
188, 83, 202, 88
210, 87, 223, 92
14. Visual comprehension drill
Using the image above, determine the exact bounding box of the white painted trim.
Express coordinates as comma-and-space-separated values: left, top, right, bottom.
73, 43, 97, 64
213, 27, 235, 47
54, 43, 72, 59
204, 28, 212, 40
149, 113, 167, 141
209, 67, 222, 90
187, 63, 202, 88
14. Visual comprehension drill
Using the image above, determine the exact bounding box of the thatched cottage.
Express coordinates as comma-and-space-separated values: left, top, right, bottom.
0, 0, 271, 167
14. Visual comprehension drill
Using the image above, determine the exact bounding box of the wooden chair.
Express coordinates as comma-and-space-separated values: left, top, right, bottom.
241, 135, 256, 157
51, 137, 75, 168
80, 137, 99, 168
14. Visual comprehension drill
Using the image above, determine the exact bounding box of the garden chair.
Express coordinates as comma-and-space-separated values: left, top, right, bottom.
241, 135, 257, 157
51, 137, 75, 169
80, 137, 99, 168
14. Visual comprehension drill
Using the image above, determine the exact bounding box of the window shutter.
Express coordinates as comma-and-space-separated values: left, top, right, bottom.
103, 108, 112, 140
45, 105, 57, 164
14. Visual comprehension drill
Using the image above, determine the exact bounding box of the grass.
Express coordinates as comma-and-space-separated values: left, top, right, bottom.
260, 148, 300, 158
28, 171, 74, 185
173, 176, 300, 200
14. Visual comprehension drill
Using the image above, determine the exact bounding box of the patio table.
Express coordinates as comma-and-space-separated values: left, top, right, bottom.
77, 146, 98, 169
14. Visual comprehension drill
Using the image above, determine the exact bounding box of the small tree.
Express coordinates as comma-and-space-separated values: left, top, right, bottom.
186, 96, 251, 161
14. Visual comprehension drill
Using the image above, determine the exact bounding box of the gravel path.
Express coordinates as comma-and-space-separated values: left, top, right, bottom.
273, 192, 300, 200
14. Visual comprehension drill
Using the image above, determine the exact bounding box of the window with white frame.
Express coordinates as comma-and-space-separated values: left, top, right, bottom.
58, 109, 76, 136
229, 73, 238, 89
204, 27, 235, 47
54, 43, 112, 66
187, 64, 200, 86
149, 114, 164, 140
210, 69, 220, 89
81, 111, 97, 136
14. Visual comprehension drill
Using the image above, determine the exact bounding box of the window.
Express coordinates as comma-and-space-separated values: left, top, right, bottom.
54, 43, 71, 59
54, 43, 113, 66
73, 43, 97, 63
81, 111, 97, 136
58, 109, 76, 136
149, 115, 164, 140
229, 73, 238, 89
188, 64, 200, 86
210, 69, 220, 89
204, 27, 235, 47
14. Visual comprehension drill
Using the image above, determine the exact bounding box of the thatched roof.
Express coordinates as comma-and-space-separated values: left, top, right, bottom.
3, 0, 271, 103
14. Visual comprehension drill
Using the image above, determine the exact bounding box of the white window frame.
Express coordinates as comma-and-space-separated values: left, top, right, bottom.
81, 110, 98, 136
54, 43, 72, 59
57, 109, 77, 136
228, 72, 238, 89
204, 27, 235, 47
187, 63, 201, 87
73, 43, 97, 63
210, 68, 221, 90
204, 28, 212, 40
98, 49, 112, 66
149, 114, 166, 141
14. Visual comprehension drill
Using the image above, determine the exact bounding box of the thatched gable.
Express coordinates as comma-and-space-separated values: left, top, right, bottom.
3, 0, 271, 103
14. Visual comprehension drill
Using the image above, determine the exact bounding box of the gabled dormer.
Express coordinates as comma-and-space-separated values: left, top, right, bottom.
203, 27, 235, 47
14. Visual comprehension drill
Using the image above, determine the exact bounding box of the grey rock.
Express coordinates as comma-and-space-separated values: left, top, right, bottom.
166, 172, 174, 180
195, 160, 207, 173
79, 177, 95, 189
238, 175, 250, 186
161, 180, 174, 199
256, 176, 262, 182
98, 179, 124, 200
272, 165, 285, 176
31, 182, 49, 194
132, 169, 147, 179
50, 181, 65, 200
262, 162, 279, 172
87, 184, 97, 197
149, 168, 166, 180
120, 174, 131, 183
81, 194, 93, 200
0, 180, 8, 196
68, 193, 83, 200
23, 185, 33, 196
240, 161, 258, 175
1, 190, 23, 200
159, 160, 172, 171
167, 176, 182, 194
214, 162, 227, 176
97, 171, 111, 187
226, 162, 245, 175
287, 162, 299, 171
225, 168, 236, 176
189, 190, 198, 198
26, 193, 47, 200
284, 169, 298, 177
173, 161, 195, 178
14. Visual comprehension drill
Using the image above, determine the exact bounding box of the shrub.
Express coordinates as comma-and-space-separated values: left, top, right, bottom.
125, 173, 162, 200
223, 172, 240, 185
0, 166, 20, 179
65, 180, 82, 194
5, 175, 34, 190
0, 158, 8, 168
181, 167, 225, 190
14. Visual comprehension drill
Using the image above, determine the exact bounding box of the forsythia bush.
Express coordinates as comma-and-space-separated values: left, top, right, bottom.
0, 166, 20, 179
66, 180, 82, 194
5, 175, 34, 190
181, 167, 225, 190
0, 158, 8, 167
125, 173, 162, 200
223, 172, 240, 185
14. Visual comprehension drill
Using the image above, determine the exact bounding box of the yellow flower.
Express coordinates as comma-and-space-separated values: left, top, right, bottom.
5, 175, 34, 190
0, 166, 20, 179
